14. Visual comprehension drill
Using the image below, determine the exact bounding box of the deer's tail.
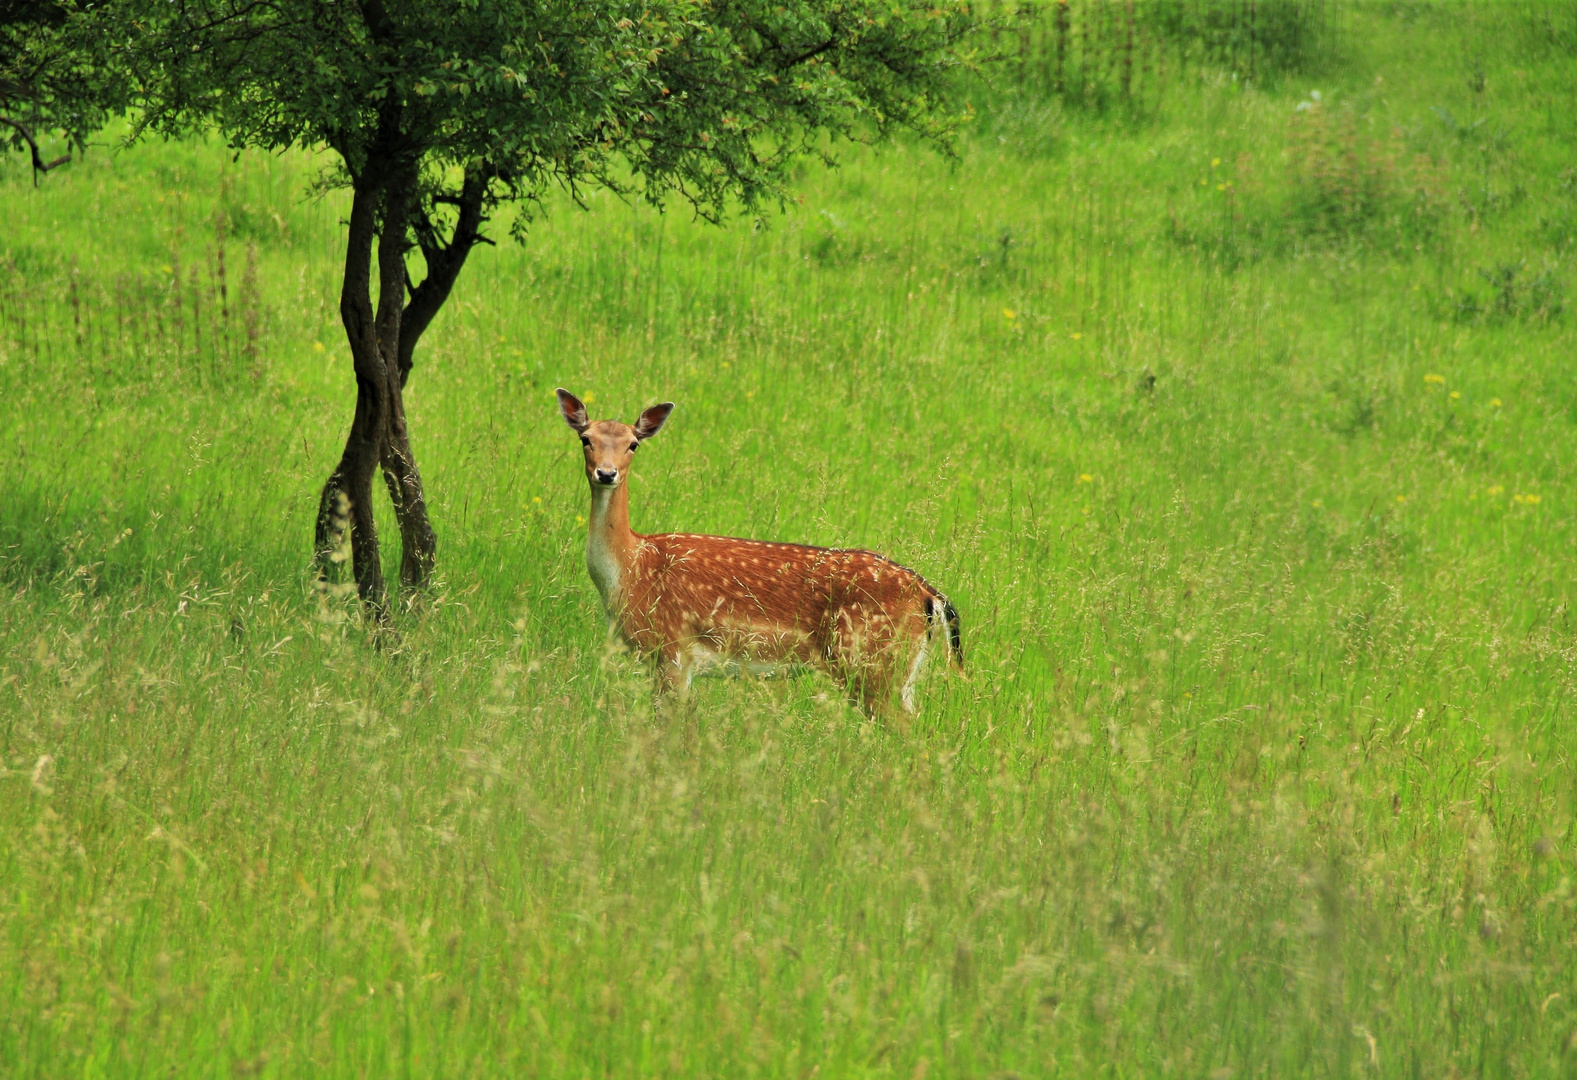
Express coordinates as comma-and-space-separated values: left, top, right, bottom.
924, 592, 963, 671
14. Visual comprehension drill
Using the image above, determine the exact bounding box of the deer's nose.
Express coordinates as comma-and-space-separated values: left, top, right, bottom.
595, 469, 618, 485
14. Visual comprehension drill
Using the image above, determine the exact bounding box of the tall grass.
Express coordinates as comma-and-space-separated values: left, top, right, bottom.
2, 3, 1577, 1076
975, 0, 1344, 116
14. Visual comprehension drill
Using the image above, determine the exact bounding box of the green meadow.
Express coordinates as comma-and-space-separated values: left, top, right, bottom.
4, 3, 1577, 1075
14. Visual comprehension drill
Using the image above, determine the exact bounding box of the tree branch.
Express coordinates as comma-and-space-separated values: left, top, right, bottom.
339, 180, 380, 378
374, 159, 416, 369
397, 161, 492, 384
0, 116, 71, 185
784, 37, 839, 68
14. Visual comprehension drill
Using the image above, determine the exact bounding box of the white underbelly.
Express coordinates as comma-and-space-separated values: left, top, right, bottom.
686, 643, 810, 683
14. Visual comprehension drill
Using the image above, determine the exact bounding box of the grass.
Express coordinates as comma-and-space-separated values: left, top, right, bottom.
3, 3, 1577, 1076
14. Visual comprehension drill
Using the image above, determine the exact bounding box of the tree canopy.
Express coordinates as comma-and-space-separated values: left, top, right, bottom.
119, 0, 976, 609
131, 1, 972, 216
1, 0, 127, 181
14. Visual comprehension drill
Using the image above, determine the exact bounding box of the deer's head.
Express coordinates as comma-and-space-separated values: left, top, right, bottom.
556, 389, 674, 490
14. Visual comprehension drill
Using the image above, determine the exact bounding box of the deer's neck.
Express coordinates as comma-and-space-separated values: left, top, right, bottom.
586, 482, 639, 612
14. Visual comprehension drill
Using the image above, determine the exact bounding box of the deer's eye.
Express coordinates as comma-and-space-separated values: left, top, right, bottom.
580, 436, 590, 447
629, 443, 639, 452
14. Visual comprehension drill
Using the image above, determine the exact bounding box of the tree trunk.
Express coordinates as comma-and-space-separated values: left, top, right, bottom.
315, 156, 439, 609
370, 160, 439, 590
316, 177, 393, 609
381, 422, 436, 587
315, 153, 489, 608
378, 162, 492, 588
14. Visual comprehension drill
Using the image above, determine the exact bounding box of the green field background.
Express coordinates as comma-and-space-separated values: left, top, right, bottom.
3, 3, 1577, 1076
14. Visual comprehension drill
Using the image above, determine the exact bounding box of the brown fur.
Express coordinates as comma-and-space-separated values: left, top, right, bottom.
556, 389, 958, 714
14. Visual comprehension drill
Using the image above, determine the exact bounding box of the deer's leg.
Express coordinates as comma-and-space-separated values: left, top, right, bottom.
851, 665, 900, 720
902, 643, 920, 712
899, 631, 932, 715
654, 643, 693, 703
826, 609, 897, 719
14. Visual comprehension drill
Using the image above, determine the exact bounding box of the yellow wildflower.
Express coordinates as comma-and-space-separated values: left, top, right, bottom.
1489, 397, 1502, 407
1449, 390, 1461, 399
1423, 373, 1444, 385
1487, 485, 1504, 496
1078, 474, 1093, 484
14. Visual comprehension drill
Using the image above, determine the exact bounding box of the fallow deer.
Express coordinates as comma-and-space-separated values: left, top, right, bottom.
556, 389, 961, 715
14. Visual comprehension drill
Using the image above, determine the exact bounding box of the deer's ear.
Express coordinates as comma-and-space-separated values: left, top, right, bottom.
556, 388, 589, 434
633, 402, 674, 442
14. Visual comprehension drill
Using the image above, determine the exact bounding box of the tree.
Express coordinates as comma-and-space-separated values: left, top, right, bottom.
2, 1, 126, 182
123, 0, 974, 611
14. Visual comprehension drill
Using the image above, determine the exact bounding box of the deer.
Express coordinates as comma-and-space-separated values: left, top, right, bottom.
556, 389, 961, 716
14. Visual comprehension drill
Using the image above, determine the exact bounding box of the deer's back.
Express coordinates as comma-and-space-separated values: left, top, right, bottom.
619, 532, 934, 657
